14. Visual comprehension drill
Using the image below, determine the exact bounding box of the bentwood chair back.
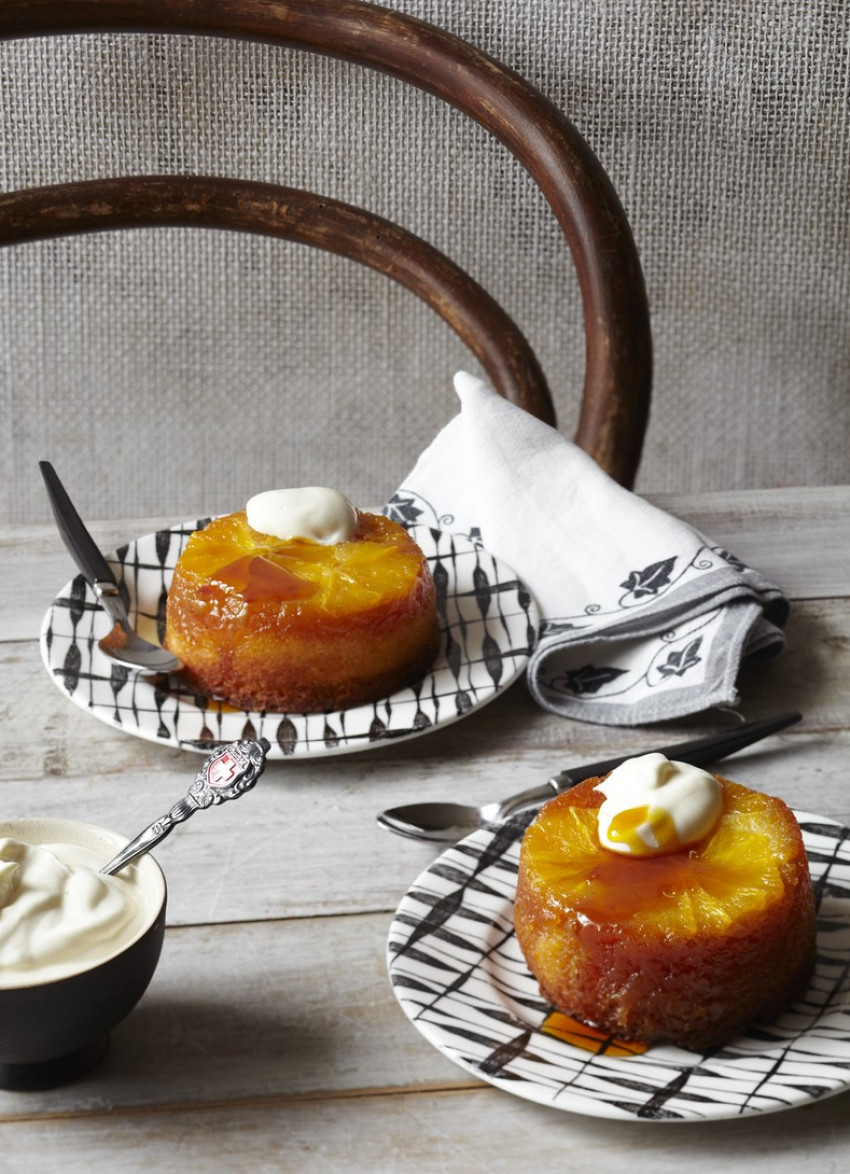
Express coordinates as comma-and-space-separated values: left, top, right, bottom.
0, 0, 652, 521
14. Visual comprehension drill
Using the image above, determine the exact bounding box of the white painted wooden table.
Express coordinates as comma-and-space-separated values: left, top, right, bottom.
1, 487, 848, 1172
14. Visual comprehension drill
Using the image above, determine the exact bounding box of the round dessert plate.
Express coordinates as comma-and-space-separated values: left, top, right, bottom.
387, 810, 850, 1122
40, 522, 538, 759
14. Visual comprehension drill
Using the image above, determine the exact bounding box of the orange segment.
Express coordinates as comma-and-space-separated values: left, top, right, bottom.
204, 554, 317, 601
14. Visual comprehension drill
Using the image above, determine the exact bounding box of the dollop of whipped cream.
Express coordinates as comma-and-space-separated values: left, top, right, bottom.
0, 838, 149, 987
246, 487, 357, 544
595, 753, 723, 857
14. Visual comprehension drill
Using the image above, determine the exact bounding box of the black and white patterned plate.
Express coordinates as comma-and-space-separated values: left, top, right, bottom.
40, 523, 537, 759
388, 812, 850, 1121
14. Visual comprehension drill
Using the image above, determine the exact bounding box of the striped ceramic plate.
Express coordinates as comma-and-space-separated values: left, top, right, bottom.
388, 810, 850, 1121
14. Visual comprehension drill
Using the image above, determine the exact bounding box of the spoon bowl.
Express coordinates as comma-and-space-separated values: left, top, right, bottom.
95, 585, 182, 674
377, 795, 539, 843
97, 631, 181, 675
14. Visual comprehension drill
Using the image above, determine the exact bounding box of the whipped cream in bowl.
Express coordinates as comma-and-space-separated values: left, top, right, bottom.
0, 817, 166, 1090
0, 838, 153, 987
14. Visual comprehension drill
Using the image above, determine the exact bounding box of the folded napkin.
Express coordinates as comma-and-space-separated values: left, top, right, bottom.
385, 372, 788, 725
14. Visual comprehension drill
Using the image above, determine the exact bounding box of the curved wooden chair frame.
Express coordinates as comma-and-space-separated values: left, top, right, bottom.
0, 0, 652, 487
0, 176, 554, 429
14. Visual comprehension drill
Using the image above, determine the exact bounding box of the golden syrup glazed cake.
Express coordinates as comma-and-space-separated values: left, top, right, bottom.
165, 507, 440, 713
514, 774, 816, 1050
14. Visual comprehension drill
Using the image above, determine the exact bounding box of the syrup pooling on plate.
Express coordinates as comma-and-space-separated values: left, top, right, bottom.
0, 838, 150, 987
389, 808, 846, 1120
540, 1010, 648, 1057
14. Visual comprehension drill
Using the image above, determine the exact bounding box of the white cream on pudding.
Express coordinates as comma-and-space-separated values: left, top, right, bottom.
595, 753, 723, 857
246, 487, 357, 545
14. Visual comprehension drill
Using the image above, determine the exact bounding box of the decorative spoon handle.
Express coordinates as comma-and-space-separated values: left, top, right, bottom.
99, 739, 271, 876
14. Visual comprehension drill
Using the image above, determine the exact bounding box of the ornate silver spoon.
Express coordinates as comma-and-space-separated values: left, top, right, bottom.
99, 739, 270, 875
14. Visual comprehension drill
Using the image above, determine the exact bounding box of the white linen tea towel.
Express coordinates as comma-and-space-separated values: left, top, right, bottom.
384, 373, 788, 725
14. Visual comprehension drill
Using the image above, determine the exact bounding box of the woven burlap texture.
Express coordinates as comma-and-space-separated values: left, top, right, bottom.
1, 0, 848, 523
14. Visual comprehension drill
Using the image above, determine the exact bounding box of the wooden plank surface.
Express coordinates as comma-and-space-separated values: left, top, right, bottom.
652, 485, 850, 601
0, 488, 848, 1168
2, 1081, 848, 1174
0, 912, 471, 1121
5, 595, 850, 794
0, 714, 844, 927
0, 598, 847, 927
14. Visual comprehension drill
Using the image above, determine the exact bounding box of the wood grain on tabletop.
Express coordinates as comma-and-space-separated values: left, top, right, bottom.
0, 488, 847, 1153
0, 735, 844, 1125
650, 485, 850, 601
0, 584, 846, 916
4, 1082, 849, 1174
0, 910, 473, 1121
0, 677, 840, 928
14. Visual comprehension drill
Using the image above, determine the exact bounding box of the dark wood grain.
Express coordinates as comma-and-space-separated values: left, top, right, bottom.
0, 0, 652, 485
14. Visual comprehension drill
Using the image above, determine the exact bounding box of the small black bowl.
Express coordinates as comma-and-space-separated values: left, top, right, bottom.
0, 817, 166, 1090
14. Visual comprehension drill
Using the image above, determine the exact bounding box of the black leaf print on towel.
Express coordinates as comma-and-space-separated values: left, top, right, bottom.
620, 556, 676, 598
715, 547, 748, 573
540, 619, 584, 637
384, 493, 424, 528
657, 638, 703, 678
562, 664, 628, 695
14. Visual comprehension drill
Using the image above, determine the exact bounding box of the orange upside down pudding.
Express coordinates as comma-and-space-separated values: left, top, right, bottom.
514, 754, 816, 1050
164, 487, 440, 712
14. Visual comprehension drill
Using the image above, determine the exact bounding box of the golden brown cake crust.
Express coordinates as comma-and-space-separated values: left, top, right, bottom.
514, 775, 816, 1050
164, 509, 440, 712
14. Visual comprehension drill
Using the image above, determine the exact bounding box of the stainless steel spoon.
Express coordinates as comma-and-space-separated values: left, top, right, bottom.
40, 460, 182, 674
99, 738, 270, 875
376, 711, 802, 842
